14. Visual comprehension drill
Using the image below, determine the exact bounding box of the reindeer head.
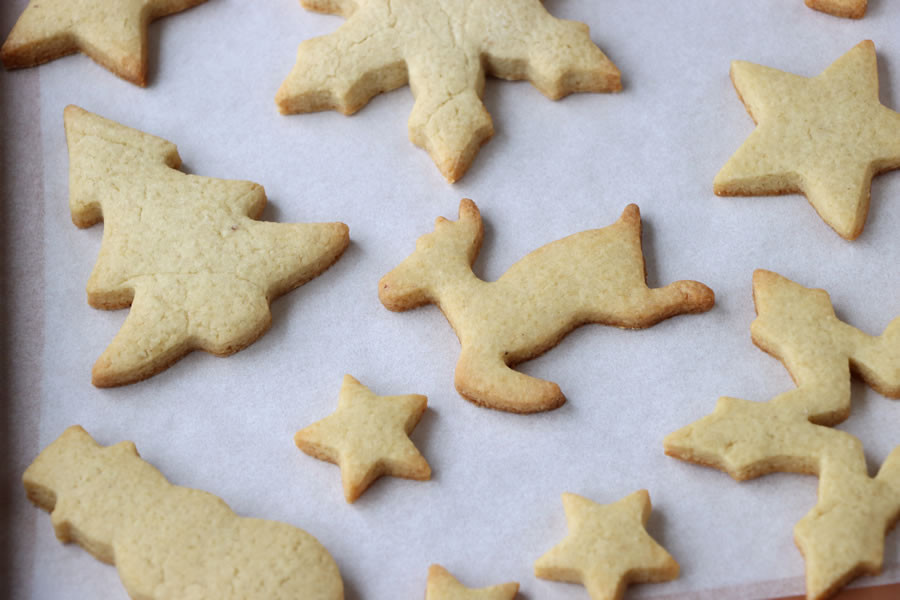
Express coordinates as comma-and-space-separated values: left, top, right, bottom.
752, 269, 836, 324
379, 199, 484, 311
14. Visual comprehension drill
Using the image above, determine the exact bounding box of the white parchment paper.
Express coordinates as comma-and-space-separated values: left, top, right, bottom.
5, 1, 900, 598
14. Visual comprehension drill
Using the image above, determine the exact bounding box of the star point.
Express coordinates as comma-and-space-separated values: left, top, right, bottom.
1, 0, 207, 86
535, 491, 679, 600
295, 375, 431, 502
715, 40, 900, 240
425, 565, 519, 600
805, 0, 867, 19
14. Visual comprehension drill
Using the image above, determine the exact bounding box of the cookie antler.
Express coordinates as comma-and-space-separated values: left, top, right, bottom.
665, 271, 900, 600
379, 199, 483, 311
380, 200, 714, 413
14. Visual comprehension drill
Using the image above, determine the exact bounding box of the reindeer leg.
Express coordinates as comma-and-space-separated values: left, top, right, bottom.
454, 349, 564, 414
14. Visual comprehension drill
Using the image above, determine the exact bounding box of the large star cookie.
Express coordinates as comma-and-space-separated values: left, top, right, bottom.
534, 491, 679, 600
294, 374, 431, 502
714, 41, 900, 240
1, 0, 207, 85
805, 0, 866, 18
65, 106, 349, 387
426, 565, 519, 600
277, 0, 621, 182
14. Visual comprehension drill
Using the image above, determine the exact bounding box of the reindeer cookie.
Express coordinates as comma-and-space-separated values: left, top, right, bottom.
379, 200, 715, 414
276, 0, 621, 182
24, 426, 344, 600
665, 271, 900, 600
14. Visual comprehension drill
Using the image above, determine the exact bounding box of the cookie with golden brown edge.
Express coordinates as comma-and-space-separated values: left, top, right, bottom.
294, 374, 430, 502
806, 0, 866, 18
714, 41, 900, 239
426, 565, 519, 600
1, 0, 207, 86
534, 491, 679, 600
379, 199, 714, 414
277, 0, 621, 182
65, 106, 349, 387
665, 270, 900, 600
25, 425, 344, 600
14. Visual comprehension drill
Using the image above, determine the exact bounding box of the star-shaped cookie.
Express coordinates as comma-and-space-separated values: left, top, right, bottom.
714, 40, 900, 239
426, 565, 519, 600
534, 491, 679, 600
1, 0, 207, 85
277, 0, 621, 182
294, 375, 431, 502
805, 0, 866, 19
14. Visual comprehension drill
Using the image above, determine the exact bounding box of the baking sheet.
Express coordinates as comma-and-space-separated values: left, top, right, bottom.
3, 0, 900, 598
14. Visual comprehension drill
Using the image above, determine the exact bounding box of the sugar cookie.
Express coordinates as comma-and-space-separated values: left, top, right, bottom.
665, 270, 900, 600
426, 564, 519, 600
2, 0, 207, 86
806, 0, 866, 18
534, 491, 679, 600
276, 0, 621, 182
65, 106, 349, 387
714, 41, 900, 240
24, 425, 344, 600
379, 199, 715, 413
294, 374, 430, 502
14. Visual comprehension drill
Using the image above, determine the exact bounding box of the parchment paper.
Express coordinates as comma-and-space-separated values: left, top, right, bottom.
4, 1, 900, 598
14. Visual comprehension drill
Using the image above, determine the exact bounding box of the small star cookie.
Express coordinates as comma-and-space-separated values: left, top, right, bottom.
1, 0, 207, 86
805, 0, 866, 19
534, 491, 679, 600
714, 41, 900, 240
294, 375, 431, 502
277, 0, 621, 182
426, 565, 519, 600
